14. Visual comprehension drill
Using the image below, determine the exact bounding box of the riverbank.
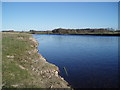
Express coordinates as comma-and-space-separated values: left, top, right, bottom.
28, 28, 120, 36
20, 31, 120, 36
32, 33, 120, 36
2, 28, 120, 36
2, 32, 71, 88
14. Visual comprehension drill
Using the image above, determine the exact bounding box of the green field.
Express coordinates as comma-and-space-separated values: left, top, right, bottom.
2, 33, 37, 88
2, 32, 70, 88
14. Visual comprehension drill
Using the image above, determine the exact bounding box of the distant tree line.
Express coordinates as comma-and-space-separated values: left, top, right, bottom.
2, 28, 120, 35
52, 28, 110, 34
29, 30, 52, 34
28, 28, 120, 35
2, 30, 14, 32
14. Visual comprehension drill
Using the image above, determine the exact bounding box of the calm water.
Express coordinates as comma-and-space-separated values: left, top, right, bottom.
33, 34, 118, 88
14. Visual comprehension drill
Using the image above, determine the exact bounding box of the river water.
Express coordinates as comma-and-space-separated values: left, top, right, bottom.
33, 34, 118, 88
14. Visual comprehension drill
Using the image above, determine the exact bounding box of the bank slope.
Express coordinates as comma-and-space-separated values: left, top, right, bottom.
2, 32, 70, 88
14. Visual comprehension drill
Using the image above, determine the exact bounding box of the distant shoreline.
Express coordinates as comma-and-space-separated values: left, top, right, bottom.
32, 33, 120, 36
2, 28, 120, 36
2, 31, 120, 36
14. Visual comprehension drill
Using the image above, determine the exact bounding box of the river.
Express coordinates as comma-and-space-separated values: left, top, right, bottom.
33, 34, 118, 88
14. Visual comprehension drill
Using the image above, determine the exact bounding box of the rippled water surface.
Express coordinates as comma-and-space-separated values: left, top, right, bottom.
33, 34, 118, 88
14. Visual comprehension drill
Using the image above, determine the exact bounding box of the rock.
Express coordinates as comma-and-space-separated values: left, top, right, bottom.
6, 55, 14, 59
54, 71, 58, 77
17, 37, 23, 39
11, 85, 18, 87
18, 65, 26, 70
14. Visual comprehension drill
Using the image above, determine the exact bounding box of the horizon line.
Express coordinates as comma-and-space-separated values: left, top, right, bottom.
2, 27, 119, 31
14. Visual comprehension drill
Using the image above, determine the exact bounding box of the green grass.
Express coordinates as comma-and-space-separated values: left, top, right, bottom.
2, 33, 39, 88
2, 32, 71, 88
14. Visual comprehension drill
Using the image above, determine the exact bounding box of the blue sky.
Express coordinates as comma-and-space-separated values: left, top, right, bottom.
2, 2, 118, 31
2, 0, 120, 2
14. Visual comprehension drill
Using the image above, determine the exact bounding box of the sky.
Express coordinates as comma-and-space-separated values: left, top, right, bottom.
2, 2, 118, 31
2, 0, 120, 2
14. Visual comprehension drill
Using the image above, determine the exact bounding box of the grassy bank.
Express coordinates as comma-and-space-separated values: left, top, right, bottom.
2, 32, 70, 88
